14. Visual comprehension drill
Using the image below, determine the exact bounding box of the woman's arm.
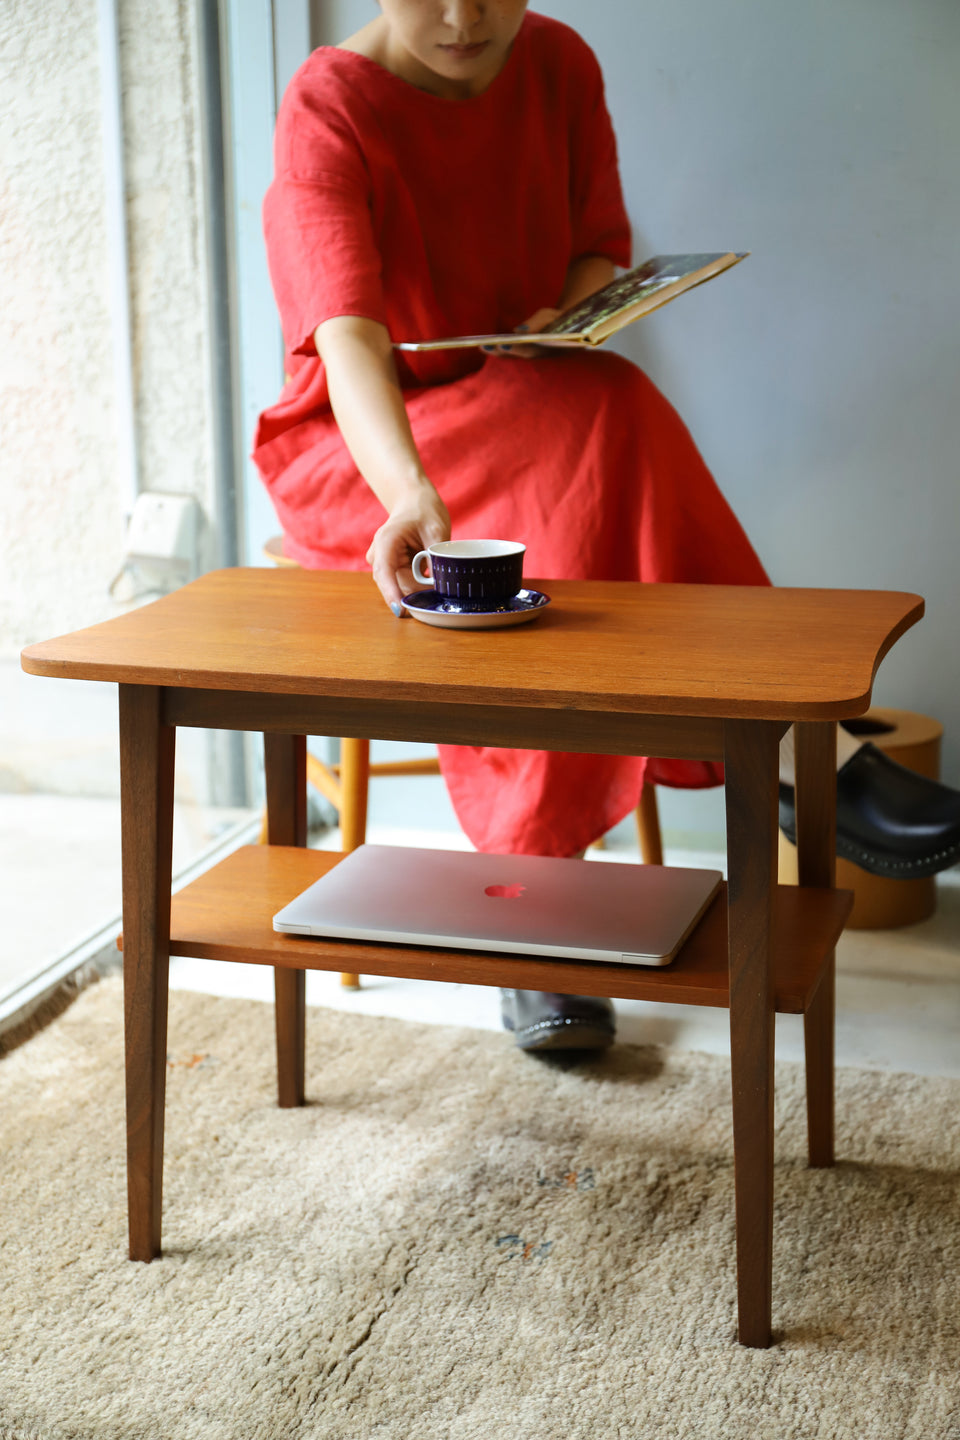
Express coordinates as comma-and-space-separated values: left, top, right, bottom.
498, 254, 617, 357
315, 315, 450, 612
558, 254, 616, 310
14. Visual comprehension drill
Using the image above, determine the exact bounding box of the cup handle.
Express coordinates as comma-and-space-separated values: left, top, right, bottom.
411, 550, 432, 585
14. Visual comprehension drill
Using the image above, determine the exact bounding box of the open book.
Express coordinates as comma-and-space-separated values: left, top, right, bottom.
395, 252, 747, 353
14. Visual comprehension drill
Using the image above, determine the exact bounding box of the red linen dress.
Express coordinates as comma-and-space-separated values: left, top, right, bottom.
254, 12, 769, 857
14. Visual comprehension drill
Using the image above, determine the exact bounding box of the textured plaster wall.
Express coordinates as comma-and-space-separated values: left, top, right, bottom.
0, 0, 213, 656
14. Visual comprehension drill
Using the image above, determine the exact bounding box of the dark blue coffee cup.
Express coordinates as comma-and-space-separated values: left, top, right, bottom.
411, 539, 526, 610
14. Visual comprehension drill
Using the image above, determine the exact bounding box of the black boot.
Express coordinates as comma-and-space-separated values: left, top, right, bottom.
779, 742, 960, 878
500, 989, 615, 1052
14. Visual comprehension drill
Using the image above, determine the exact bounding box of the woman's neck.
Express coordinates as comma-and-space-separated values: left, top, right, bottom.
336, 15, 516, 101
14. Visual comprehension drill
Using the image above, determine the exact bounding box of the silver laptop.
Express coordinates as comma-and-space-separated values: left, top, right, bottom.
273, 845, 722, 966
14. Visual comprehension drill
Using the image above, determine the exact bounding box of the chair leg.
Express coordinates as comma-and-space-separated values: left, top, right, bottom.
338, 737, 370, 989
636, 781, 664, 865
339, 737, 370, 852
264, 537, 367, 993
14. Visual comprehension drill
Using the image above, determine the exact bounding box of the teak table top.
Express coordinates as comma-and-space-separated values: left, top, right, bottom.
21, 569, 923, 720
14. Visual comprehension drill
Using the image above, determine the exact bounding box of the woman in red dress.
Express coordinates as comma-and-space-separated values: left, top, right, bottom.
255, 2, 960, 1047
255, 2, 768, 854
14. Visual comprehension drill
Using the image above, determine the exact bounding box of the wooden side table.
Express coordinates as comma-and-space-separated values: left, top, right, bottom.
21, 570, 923, 1347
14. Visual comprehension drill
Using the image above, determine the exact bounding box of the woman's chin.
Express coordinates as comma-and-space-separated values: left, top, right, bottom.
436, 41, 492, 65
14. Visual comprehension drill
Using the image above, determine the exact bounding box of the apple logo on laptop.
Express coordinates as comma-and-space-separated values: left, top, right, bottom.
485, 883, 526, 899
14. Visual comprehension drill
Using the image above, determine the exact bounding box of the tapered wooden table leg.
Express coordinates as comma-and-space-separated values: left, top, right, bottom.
274, 966, 306, 1108
264, 733, 307, 1108
119, 685, 175, 1262
795, 721, 837, 1168
724, 719, 782, 1347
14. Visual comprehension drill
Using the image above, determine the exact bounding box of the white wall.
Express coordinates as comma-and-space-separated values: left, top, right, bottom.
0, 0, 224, 801
564, 0, 960, 787
0, 0, 215, 654
318, 1, 960, 786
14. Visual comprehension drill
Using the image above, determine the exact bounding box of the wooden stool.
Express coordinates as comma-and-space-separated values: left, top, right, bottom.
261, 536, 665, 985
779, 707, 943, 929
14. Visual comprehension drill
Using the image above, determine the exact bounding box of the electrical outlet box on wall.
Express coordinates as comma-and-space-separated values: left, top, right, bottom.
116, 492, 206, 597
125, 492, 201, 566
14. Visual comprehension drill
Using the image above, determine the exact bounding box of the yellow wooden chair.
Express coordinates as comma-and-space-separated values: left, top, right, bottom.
261, 535, 663, 989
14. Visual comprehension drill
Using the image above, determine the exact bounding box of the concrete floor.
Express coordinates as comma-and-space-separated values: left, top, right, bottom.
0, 795, 257, 1016
0, 660, 257, 1011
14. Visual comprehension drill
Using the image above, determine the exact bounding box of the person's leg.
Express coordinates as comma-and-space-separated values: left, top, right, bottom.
500, 987, 616, 1050
778, 723, 863, 785
498, 847, 615, 1052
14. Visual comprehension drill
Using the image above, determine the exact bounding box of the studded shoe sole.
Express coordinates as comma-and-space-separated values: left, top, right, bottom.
501, 990, 616, 1052
779, 807, 960, 879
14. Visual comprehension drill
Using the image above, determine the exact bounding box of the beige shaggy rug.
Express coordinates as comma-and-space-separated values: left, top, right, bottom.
1, 976, 958, 1440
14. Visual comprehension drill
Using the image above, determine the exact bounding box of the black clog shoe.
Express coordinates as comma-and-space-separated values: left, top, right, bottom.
779, 741, 960, 878
500, 990, 615, 1052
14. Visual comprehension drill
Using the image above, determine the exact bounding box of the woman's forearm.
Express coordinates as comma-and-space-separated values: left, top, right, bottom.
314, 314, 449, 610
509, 254, 618, 353
314, 315, 435, 512
559, 254, 616, 310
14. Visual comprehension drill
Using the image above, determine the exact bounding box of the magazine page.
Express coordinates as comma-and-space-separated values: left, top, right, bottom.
394, 253, 745, 352
395, 330, 581, 352
539, 254, 742, 341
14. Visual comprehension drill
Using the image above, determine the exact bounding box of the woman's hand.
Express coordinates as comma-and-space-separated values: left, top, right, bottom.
486, 258, 616, 360
365, 484, 451, 613
488, 306, 563, 359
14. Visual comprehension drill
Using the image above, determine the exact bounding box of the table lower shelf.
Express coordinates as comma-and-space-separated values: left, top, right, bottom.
163, 846, 852, 1014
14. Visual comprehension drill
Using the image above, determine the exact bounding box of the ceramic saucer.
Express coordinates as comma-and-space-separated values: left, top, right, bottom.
400, 588, 551, 630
